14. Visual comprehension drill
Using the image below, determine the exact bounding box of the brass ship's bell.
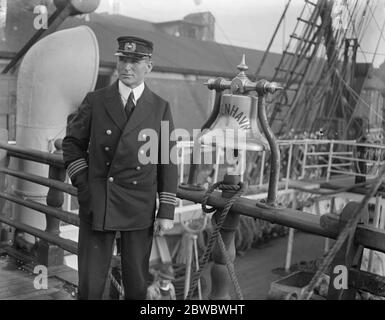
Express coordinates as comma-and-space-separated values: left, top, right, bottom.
199, 94, 268, 151
199, 55, 269, 151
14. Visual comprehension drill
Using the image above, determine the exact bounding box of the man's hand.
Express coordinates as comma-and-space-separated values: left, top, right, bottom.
154, 218, 174, 236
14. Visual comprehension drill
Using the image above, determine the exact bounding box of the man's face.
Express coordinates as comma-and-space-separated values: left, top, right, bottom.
117, 55, 153, 88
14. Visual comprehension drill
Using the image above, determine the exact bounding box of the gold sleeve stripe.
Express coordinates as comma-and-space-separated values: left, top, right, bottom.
67, 158, 88, 179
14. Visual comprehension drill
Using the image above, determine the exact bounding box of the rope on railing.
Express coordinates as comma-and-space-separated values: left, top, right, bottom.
217, 230, 244, 299
186, 181, 247, 300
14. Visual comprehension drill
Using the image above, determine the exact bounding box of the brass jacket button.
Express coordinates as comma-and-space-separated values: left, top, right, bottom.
136, 166, 141, 171
132, 181, 138, 185
106, 130, 112, 135
108, 177, 114, 183
105, 146, 110, 152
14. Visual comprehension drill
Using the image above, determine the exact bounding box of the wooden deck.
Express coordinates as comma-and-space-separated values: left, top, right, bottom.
234, 232, 325, 299
1, 231, 325, 300
0, 251, 76, 300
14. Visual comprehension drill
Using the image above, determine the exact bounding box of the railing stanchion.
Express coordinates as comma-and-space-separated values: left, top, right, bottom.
301, 140, 308, 179
0, 129, 9, 242
259, 151, 266, 187
326, 141, 334, 182
36, 139, 65, 268
285, 143, 293, 190
285, 190, 297, 272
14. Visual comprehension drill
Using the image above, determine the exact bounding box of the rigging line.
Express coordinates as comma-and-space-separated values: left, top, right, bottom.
356, 3, 376, 63
255, 0, 292, 77
283, 3, 323, 75
324, 60, 352, 120
344, 1, 369, 63
318, 2, 362, 119
346, 85, 383, 121
274, 2, 325, 95
344, 0, 360, 39
358, 0, 377, 43
347, 87, 384, 123
299, 3, 356, 120
299, 41, 346, 120
360, 50, 385, 56
325, 76, 345, 119
337, 74, 385, 122
357, 47, 368, 63
270, 2, 311, 82
275, 0, 360, 132
355, 0, 371, 35
357, 0, 375, 40
370, 16, 385, 65
368, 4, 385, 44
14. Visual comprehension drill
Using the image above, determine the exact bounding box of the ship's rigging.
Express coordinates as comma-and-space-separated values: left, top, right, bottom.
258, 0, 385, 141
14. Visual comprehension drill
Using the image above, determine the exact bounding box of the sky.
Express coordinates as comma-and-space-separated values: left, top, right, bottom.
96, 0, 385, 67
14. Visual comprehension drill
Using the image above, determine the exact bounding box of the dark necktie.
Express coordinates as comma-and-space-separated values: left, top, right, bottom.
125, 91, 135, 120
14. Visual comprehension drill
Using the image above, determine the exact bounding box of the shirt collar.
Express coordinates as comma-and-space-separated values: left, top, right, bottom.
118, 81, 145, 105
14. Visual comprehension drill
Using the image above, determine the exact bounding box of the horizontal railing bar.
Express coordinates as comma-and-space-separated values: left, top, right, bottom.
177, 188, 333, 236
245, 181, 318, 195
337, 141, 385, 150
277, 139, 356, 145
332, 155, 384, 164
176, 187, 385, 253
329, 170, 374, 178
307, 152, 353, 156
0, 192, 79, 227
331, 163, 352, 167
304, 164, 329, 168
0, 142, 64, 168
320, 213, 385, 253
0, 168, 77, 196
306, 152, 330, 156
0, 215, 77, 254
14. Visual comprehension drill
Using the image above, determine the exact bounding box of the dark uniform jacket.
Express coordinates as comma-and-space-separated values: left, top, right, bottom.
62, 81, 178, 231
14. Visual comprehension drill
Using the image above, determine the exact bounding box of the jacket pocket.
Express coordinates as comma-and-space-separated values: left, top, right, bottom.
74, 171, 92, 214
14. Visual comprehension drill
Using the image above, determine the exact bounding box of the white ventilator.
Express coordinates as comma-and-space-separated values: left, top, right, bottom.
11, 26, 99, 242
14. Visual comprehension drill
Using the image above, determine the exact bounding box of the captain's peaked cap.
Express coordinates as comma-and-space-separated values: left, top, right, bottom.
115, 36, 153, 58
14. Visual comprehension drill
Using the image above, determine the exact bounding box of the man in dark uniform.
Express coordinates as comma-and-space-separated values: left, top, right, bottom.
62, 36, 178, 300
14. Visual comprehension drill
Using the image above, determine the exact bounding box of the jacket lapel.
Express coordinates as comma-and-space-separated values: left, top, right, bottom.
103, 81, 127, 131
122, 85, 155, 135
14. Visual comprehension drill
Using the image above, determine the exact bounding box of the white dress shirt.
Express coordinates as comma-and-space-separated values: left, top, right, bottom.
118, 81, 145, 107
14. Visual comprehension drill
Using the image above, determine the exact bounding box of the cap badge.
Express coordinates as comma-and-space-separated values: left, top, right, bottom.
124, 42, 136, 52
